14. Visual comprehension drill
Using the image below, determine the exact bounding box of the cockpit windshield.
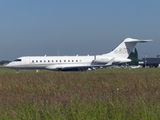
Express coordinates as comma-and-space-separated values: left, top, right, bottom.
14, 59, 22, 62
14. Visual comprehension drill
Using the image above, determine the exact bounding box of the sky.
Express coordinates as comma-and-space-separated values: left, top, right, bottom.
0, 0, 159, 61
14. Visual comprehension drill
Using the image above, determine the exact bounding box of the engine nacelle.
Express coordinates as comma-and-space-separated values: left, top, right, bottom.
94, 55, 112, 63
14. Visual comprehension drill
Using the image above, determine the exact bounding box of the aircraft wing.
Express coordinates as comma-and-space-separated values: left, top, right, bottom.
45, 64, 94, 71
46, 58, 116, 71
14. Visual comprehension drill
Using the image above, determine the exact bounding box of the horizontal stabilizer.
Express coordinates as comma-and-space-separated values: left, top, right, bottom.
124, 38, 153, 43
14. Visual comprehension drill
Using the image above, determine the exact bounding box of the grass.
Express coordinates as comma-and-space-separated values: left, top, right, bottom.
0, 68, 160, 119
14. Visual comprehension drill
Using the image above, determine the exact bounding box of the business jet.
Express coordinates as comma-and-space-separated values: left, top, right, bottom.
6, 38, 152, 72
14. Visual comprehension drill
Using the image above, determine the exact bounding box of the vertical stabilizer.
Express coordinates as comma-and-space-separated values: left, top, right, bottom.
103, 38, 152, 59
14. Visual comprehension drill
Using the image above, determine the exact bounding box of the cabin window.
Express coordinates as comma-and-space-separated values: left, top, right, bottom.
36, 60, 38, 62
80, 60, 82, 62
56, 60, 58, 62
72, 60, 74, 62
44, 60, 46, 62
60, 60, 62, 62
48, 60, 50, 62
52, 60, 54, 62
68, 60, 70, 62
32, 60, 34, 63
76, 60, 78, 62
64, 60, 66, 62
40, 60, 42, 62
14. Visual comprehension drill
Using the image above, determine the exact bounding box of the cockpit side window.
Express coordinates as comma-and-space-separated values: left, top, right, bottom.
14, 59, 22, 62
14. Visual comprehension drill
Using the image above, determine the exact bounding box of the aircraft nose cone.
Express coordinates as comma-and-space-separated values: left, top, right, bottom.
6, 63, 13, 68
6, 64, 10, 68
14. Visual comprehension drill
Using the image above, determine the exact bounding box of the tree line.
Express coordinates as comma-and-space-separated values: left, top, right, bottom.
0, 60, 10, 65
128, 48, 139, 65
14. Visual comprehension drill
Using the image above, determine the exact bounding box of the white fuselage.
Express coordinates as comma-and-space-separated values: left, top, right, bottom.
6, 55, 130, 71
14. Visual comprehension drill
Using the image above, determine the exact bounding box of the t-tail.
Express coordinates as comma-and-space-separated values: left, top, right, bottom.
103, 38, 152, 60
102, 38, 152, 64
